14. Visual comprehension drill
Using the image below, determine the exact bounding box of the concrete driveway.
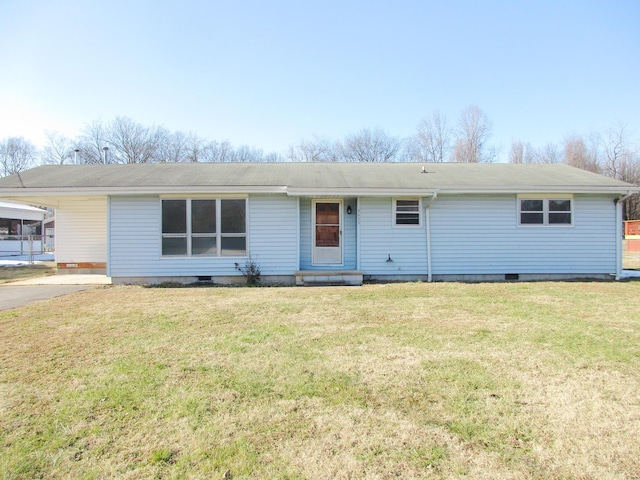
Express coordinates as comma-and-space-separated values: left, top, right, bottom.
0, 275, 111, 311
0, 285, 96, 311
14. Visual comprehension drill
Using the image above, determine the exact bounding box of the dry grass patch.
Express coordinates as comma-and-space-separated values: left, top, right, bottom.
0, 263, 56, 283
1, 282, 639, 479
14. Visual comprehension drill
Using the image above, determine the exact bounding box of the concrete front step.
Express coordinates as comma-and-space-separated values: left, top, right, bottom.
295, 270, 363, 286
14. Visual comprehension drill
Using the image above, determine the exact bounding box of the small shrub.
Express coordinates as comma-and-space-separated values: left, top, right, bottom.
235, 256, 261, 286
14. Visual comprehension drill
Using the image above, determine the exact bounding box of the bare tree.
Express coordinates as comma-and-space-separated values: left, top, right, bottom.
263, 151, 283, 162
509, 140, 547, 164
538, 142, 561, 164
106, 116, 168, 164
204, 140, 234, 162
157, 131, 190, 163
232, 145, 265, 162
287, 137, 339, 162
77, 120, 109, 164
0, 137, 39, 176
178, 134, 207, 162
508, 140, 526, 164
597, 124, 640, 220
340, 128, 401, 162
409, 111, 451, 162
41, 131, 75, 165
563, 135, 600, 173
451, 105, 495, 163
600, 123, 637, 181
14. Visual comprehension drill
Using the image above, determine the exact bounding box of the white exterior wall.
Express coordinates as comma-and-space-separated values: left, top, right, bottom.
359, 197, 428, 275
108, 195, 298, 279
56, 197, 107, 263
429, 194, 617, 275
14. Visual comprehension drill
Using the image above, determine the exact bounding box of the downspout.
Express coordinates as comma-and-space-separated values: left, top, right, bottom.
296, 197, 301, 271
425, 192, 438, 282
356, 197, 361, 271
615, 191, 634, 280
106, 196, 111, 278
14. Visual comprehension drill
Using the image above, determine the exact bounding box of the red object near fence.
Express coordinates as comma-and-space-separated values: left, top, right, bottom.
625, 220, 640, 237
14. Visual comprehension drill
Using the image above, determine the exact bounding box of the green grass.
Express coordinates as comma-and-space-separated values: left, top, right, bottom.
1, 282, 639, 479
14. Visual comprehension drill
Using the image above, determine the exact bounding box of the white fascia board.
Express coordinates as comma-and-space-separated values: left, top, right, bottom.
0, 185, 288, 196
286, 188, 438, 197
286, 185, 638, 196
435, 186, 640, 195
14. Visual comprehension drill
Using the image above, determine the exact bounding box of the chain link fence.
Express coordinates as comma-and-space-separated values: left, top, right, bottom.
0, 235, 55, 263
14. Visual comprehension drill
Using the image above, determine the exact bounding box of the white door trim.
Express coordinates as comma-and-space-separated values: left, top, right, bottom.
312, 199, 343, 265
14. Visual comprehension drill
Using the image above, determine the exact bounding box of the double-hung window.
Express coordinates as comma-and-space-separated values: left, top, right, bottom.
519, 196, 572, 226
394, 199, 421, 226
161, 198, 247, 256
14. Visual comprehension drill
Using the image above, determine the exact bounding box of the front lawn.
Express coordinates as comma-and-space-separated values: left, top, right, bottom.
1, 282, 639, 479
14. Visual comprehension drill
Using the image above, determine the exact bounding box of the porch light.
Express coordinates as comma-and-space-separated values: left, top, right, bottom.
347, 205, 352, 214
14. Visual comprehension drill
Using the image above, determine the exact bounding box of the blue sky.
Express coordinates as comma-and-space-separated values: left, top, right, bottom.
1, 0, 638, 161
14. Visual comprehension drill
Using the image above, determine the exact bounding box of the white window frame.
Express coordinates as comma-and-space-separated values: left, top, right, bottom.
160, 197, 248, 257
393, 198, 422, 227
517, 194, 573, 227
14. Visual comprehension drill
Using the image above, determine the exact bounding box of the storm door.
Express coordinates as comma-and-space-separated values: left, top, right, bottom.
312, 200, 342, 265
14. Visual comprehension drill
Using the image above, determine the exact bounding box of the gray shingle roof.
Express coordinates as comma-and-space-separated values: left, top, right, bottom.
0, 162, 636, 194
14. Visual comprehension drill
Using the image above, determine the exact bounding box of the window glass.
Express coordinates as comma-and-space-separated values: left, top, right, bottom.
162, 237, 187, 256
221, 236, 247, 256
521, 212, 544, 224
162, 200, 186, 234
549, 200, 571, 212
316, 203, 339, 225
549, 212, 571, 224
521, 199, 543, 212
519, 198, 571, 225
162, 198, 247, 257
395, 200, 420, 225
316, 226, 340, 247
192, 200, 216, 233
221, 199, 246, 233
192, 237, 217, 255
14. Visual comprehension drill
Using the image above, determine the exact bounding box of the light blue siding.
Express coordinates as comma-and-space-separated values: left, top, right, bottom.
359, 197, 428, 274
108, 195, 298, 278
299, 197, 357, 270
248, 195, 299, 274
108, 193, 618, 280
429, 195, 617, 274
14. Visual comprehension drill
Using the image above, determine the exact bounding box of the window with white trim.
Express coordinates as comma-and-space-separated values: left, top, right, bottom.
161, 198, 247, 256
519, 197, 572, 226
394, 199, 421, 226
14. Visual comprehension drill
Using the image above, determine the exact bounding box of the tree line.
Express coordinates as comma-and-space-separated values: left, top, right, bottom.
0, 105, 503, 168
1, 105, 638, 218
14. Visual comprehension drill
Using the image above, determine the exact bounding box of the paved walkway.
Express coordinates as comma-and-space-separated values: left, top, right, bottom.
0, 275, 111, 311
0, 285, 95, 311
8, 274, 112, 286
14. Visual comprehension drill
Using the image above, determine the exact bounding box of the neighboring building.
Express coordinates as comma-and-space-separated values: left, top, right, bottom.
0, 163, 637, 283
0, 200, 46, 256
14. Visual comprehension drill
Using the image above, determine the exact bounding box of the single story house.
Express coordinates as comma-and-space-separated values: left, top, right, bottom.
0, 162, 637, 284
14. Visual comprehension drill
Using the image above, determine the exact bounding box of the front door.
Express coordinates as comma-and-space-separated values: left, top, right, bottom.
313, 200, 342, 265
